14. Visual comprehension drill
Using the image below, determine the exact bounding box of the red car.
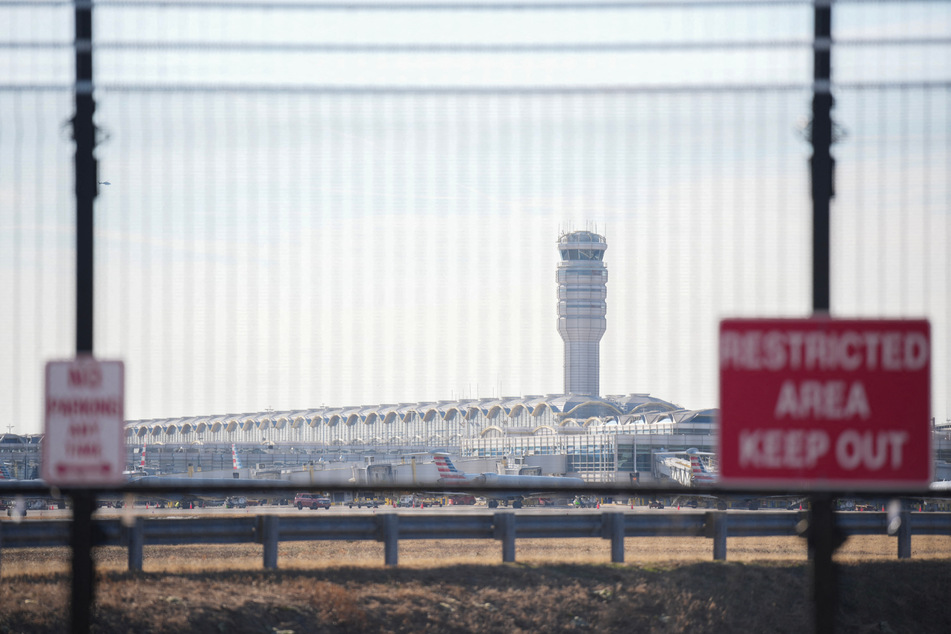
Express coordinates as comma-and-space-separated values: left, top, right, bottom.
294, 493, 331, 510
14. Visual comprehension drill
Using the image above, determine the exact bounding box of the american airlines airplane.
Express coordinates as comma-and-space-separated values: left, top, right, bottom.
432, 453, 584, 509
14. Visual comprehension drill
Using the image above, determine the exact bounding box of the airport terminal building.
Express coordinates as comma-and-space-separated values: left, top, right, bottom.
118, 394, 719, 483
114, 231, 717, 483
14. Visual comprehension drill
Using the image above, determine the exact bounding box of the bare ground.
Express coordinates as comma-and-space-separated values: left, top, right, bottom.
3, 536, 951, 633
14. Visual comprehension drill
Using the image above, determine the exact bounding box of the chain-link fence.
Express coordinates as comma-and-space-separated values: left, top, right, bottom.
1, 0, 948, 436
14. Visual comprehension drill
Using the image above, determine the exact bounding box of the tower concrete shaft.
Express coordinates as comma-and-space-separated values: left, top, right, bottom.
556, 231, 607, 396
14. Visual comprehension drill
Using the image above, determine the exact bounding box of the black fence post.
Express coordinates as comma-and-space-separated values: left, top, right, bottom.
72, 0, 98, 631
811, 0, 833, 315
808, 495, 843, 634
809, 2, 838, 632
74, 0, 96, 354
70, 491, 95, 634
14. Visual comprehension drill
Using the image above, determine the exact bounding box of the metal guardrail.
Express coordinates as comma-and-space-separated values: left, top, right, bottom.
3, 510, 948, 570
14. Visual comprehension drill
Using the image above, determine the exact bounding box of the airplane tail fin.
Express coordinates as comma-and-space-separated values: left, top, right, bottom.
689, 454, 716, 483
690, 454, 706, 475
232, 444, 241, 470
0, 463, 13, 479
433, 453, 467, 481
139, 442, 147, 470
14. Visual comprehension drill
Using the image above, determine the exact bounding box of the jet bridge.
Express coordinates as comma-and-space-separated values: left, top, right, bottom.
653, 452, 693, 487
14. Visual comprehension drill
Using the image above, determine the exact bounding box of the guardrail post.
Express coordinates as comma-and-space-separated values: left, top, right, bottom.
897, 511, 912, 559
259, 515, 280, 569
710, 512, 728, 561
126, 517, 144, 572
494, 512, 516, 563
381, 513, 399, 567
602, 512, 625, 563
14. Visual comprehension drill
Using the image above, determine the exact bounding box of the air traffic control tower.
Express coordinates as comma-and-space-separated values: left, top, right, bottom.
556, 230, 608, 396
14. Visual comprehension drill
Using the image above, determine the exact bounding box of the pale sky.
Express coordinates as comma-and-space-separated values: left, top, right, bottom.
1, 1, 949, 434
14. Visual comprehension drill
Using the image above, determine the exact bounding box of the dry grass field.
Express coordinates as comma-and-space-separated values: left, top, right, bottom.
3, 534, 951, 632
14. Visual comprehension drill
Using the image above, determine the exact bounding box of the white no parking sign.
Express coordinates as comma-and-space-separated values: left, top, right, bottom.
42, 357, 125, 486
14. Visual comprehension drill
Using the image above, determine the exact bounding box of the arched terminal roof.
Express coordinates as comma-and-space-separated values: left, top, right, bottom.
121, 393, 713, 445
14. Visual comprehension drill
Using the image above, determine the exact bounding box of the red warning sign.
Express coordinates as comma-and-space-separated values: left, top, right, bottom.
718, 318, 931, 490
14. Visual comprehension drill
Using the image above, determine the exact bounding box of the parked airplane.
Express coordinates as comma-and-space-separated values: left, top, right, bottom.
1, 462, 65, 515
2, 443, 253, 512
129, 444, 247, 508
675, 450, 805, 511
432, 453, 584, 508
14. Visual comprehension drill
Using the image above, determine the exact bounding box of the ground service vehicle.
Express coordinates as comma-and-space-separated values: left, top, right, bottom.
226, 496, 248, 509
295, 493, 331, 510
347, 497, 382, 509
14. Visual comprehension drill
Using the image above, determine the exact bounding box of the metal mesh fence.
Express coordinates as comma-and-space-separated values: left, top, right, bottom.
1, 0, 949, 435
